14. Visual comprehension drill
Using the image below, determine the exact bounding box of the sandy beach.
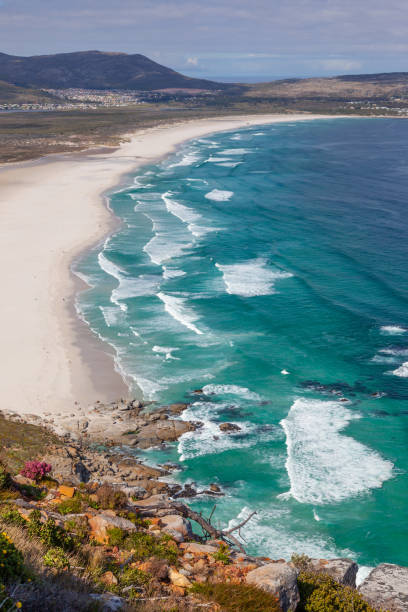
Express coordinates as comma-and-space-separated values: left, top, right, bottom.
0, 113, 332, 420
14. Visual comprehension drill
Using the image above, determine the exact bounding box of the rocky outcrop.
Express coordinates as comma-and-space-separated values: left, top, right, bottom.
0, 400, 195, 447
246, 562, 300, 611
307, 557, 358, 587
359, 564, 408, 612
88, 512, 137, 544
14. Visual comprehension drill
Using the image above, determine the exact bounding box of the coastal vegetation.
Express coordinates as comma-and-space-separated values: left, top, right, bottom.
0, 413, 396, 611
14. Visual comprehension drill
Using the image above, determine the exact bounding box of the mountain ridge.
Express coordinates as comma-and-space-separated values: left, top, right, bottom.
0, 50, 229, 91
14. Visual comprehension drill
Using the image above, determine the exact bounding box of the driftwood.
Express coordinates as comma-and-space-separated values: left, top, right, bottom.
134, 500, 256, 554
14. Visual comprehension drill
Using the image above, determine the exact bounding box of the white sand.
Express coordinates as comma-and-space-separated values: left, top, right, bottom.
0, 113, 332, 419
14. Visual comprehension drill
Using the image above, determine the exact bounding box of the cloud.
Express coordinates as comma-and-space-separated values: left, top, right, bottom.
0, 0, 408, 77
313, 59, 363, 72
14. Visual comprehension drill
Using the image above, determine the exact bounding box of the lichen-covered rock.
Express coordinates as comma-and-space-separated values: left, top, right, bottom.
180, 542, 219, 555
160, 514, 193, 543
246, 562, 299, 612
88, 513, 136, 544
308, 558, 358, 586
359, 564, 408, 612
168, 567, 192, 588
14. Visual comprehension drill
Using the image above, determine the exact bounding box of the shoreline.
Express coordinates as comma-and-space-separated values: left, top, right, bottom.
0, 113, 344, 422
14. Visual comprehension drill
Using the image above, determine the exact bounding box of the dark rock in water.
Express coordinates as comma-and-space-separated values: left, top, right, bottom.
219, 422, 241, 433
359, 564, 408, 612
160, 462, 185, 472
168, 403, 189, 414
300, 380, 372, 396
307, 558, 358, 587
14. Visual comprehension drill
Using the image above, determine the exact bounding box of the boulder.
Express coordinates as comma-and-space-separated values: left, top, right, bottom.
180, 542, 218, 555
359, 564, 408, 612
169, 567, 192, 588
308, 558, 358, 587
160, 514, 193, 543
246, 562, 299, 612
100, 571, 118, 586
88, 513, 137, 544
58, 485, 75, 498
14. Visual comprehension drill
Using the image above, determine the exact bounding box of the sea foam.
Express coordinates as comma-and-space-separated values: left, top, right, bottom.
157, 292, 203, 335
205, 189, 234, 202
162, 191, 212, 237
202, 383, 261, 401
391, 362, 408, 377
98, 250, 158, 309
216, 258, 292, 297
380, 325, 407, 335
280, 398, 394, 505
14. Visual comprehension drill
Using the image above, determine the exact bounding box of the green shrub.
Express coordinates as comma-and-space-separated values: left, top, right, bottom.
43, 547, 70, 571
190, 582, 281, 612
57, 497, 82, 515
298, 571, 380, 612
0, 508, 27, 527
107, 527, 126, 547
18, 483, 45, 500
120, 566, 150, 588
0, 465, 11, 490
212, 542, 232, 565
123, 531, 179, 565
95, 485, 127, 510
0, 532, 26, 582
27, 512, 74, 551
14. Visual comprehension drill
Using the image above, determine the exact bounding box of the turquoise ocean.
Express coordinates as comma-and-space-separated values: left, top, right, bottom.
75, 118, 408, 572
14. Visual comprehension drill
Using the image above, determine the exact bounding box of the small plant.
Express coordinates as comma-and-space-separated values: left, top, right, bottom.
107, 527, 126, 547
120, 566, 150, 588
0, 508, 27, 527
291, 552, 312, 571
297, 571, 381, 612
43, 547, 70, 571
95, 485, 127, 510
20, 461, 51, 483
190, 582, 281, 612
58, 497, 82, 515
64, 516, 88, 540
0, 532, 26, 582
0, 464, 11, 490
212, 542, 232, 565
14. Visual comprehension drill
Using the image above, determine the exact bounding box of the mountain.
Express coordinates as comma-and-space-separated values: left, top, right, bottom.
0, 50, 228, 91
245, 72, 408, 101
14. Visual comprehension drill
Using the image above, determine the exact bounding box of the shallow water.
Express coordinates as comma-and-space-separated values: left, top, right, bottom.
76, 118, 408, 566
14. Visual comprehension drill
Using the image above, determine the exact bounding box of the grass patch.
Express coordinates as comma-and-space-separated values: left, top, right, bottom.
0, 415, 60, 474
123, 531, 179, 565
190, 582, 282, 612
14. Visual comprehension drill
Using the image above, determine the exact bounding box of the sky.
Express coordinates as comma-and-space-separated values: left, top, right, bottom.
0, 0, 407, 80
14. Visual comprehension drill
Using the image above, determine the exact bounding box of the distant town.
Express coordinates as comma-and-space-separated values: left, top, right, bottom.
0, 87, 215, 111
